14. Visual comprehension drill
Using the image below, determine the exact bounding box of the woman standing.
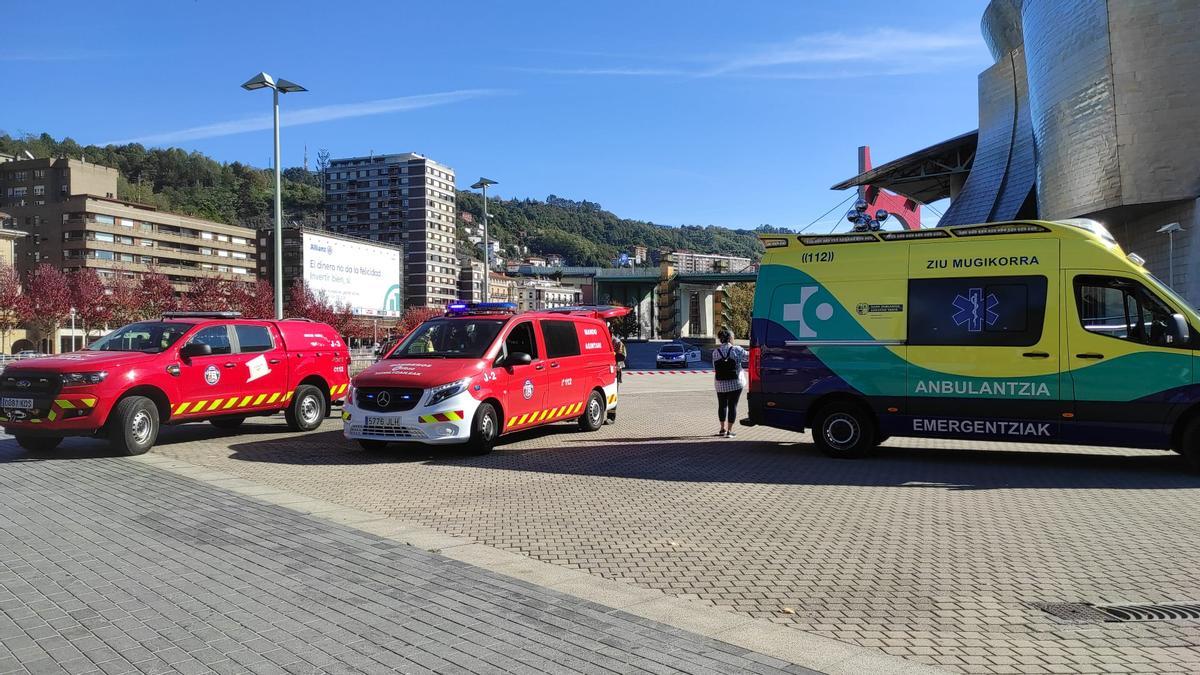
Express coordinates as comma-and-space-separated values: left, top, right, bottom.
712, 328, 746, 438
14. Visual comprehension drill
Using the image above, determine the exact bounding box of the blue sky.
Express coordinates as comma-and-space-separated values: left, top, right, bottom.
3, 0, 992, 231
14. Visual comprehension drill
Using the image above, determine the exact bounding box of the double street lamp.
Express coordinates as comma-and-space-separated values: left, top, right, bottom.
471, 178, 498, 302
242, 72, 306, 320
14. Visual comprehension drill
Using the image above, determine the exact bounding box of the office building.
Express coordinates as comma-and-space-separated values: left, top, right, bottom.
0, 158, 256, 291
324, 153, 458, 308
513, 278, 582, 312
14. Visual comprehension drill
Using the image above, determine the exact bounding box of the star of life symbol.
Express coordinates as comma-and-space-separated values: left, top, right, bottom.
952, 288, 1000, 332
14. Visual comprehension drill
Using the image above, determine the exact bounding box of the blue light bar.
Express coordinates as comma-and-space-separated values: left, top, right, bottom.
445, 301, 518, 316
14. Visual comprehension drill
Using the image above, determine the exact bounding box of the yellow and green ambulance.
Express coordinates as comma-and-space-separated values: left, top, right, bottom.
747, 219, 1200, 467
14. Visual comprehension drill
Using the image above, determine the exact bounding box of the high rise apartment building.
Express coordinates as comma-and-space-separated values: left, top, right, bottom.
324, 153, 458, 308
0, 158, 256, 291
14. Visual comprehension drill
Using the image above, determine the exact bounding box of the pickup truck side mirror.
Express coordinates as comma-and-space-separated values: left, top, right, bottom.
1168, 313, 1191, 345
498, 351, 532, 367
179, 343, 213, 360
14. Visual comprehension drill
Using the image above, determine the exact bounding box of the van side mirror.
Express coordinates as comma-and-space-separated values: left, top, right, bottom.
179, 343, 213, 360
1167, 313, 1191, 345
499, 351, 532, 367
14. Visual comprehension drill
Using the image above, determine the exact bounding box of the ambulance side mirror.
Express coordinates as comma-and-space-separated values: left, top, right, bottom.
498, 351, 532, 367
179, 343, 212, 361
1167, 313, 1190, 345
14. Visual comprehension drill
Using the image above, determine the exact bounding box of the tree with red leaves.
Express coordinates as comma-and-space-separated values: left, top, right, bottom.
397, 307, 442, 337
228, 279, 275, 319
107, 275, 142, 327
69, 268, 112, 343
138, 267, 179, 319
21, 264, 73, 353
182, 277, 231, 312
0, 264, 23, 354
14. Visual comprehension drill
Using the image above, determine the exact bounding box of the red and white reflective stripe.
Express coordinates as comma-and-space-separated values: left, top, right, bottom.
624, 370, 713, 375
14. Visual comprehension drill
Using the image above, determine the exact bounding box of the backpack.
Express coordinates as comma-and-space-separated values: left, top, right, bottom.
714, 345, 740, 381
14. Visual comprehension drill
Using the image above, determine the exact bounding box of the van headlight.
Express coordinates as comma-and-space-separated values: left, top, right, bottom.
346, 384, 356, 405
426, 378, 470, 407
61, 371, 107, 387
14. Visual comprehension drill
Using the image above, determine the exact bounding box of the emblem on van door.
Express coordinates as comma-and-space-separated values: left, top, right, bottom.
782, 286, 834, 338
952, 288, 1000, 332
522, 379, 534, 400
204, 365, 221, 386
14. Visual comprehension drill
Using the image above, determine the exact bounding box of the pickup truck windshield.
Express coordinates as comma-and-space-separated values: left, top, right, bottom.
390, 319, 505, 359
88, 322, 191, 353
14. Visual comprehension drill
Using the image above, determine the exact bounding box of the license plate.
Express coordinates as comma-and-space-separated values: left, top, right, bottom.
0, 397, 33, 410
366, 416, 404, 428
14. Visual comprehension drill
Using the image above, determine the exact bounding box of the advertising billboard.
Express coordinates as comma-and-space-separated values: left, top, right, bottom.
301, 232, 402, 316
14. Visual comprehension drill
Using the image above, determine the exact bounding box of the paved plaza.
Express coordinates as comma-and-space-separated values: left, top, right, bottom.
4, 372, 1200, 673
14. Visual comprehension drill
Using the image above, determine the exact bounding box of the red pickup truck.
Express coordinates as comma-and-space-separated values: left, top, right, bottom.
0, 312, 349, 454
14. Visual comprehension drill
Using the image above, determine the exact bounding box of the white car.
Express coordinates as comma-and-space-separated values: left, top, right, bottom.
656, 343, 701, 367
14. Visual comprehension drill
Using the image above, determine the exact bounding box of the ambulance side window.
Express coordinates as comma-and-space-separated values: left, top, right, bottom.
541, 320, 581, 358
187, 325, 233, 355
1075, 276, 1180, 348
504, 321, 538, 359
908, 275, 1047, 347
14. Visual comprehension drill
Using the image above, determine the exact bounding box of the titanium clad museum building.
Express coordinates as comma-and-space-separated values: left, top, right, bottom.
835, 0, 1200, 302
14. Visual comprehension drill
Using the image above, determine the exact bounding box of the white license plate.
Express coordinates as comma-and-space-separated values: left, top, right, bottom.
1, 397, 33, 410
366, 416, 404, 428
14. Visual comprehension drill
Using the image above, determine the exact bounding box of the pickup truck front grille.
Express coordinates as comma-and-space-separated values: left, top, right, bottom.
355, 387, 422, 412
0, 372, 61, 398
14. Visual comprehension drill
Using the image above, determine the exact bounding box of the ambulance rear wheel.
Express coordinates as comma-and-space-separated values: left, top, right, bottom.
108, 396, 159, 456
578, 391, 606, 432
15, 435, 62, 452
812, 402, 876, 459
1179, 417, 1200, 471
468, 402, 499, 455
286, 385, 325, 432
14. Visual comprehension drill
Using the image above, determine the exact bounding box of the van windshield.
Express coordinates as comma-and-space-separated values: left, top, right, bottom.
390, 319, 505, 359
1144, 272, 1200, 324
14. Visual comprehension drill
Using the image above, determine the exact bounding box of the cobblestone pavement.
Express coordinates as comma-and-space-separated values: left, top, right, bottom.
0, 444, 820, 674
19, 375, 1200, 674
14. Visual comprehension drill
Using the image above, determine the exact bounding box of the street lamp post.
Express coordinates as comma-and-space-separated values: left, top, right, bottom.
242, 72, 307, 319
1158, 222, 1184, 289
471, 178, 498, 302
69, 307, 76, 353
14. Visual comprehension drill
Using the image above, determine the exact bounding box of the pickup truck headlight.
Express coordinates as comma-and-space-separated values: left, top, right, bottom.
61, 371, 107, 387
426, 378, 469, 407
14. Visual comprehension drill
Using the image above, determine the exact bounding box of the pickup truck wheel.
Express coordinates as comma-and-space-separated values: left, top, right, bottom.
467, 402, 499, 455
286, 385, 325, 432
15, 435, 62, 452
108, 396, 159, 456
812, 402, 876, 459
210, 417, 245, 430
578, 390, 605, 432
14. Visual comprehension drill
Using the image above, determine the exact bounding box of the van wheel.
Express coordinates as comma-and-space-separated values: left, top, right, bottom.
210, 417, 245, 430
15, 436, 62, 452
468, 402, 499, 454
286, 385, 325, 432
812, 402, 876, 458
578, 391, 605, 432
108, 396, 159, 456
1179, 418, 1200, 471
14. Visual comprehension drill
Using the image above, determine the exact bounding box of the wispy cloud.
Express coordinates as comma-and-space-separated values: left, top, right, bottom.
103, 89, 505, 146
511, 26, 984, 80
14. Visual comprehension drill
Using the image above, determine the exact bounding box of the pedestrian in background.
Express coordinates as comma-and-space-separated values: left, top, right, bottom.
712, 328, 746, 438
611, 331, 626, 386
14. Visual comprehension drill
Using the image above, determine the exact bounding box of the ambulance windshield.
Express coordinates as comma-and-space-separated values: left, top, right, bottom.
390, 319, 505, 359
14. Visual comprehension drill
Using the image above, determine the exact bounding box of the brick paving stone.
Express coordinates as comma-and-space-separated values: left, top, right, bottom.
0, 438, 818, 674
113, 380, 1200, 675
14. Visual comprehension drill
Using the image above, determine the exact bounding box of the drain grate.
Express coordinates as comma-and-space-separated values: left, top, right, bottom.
1031, 601, 1200, 623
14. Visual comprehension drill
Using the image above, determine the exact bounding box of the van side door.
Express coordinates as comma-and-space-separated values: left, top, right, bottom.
498, 320, 548, 431
540, 319, 587, 416
1063, 273, 1193, 447
905, 239, 1062, 441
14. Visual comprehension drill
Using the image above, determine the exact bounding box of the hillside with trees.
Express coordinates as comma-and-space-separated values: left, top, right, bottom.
1, 132, 767, 266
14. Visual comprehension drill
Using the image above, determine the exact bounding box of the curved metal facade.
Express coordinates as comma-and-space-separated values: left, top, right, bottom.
1018, 0, 1200, 218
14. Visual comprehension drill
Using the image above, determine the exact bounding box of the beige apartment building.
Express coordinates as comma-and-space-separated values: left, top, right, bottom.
513, 278, 582, 312
0, 158, 256, 291
668, 250, 753, 274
